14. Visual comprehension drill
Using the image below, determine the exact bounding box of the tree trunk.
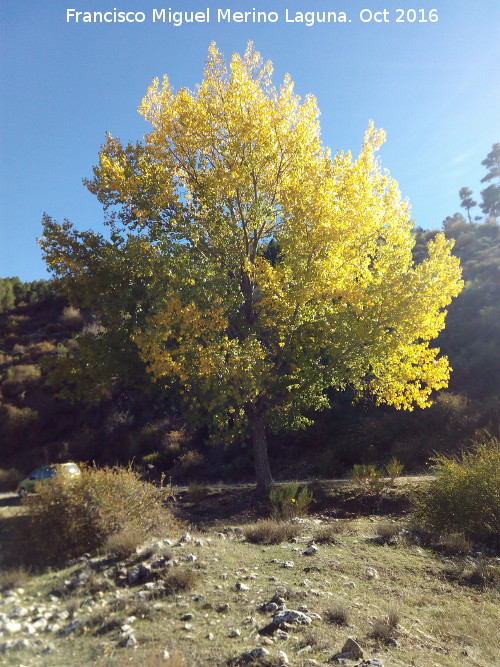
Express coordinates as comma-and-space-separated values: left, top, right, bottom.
250, 413, 273, 497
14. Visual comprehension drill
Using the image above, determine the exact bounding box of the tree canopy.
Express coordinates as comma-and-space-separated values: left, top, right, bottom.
41, 44, 463, 494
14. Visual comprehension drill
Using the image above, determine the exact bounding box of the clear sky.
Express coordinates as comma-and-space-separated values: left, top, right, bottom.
1, 0, 499, 281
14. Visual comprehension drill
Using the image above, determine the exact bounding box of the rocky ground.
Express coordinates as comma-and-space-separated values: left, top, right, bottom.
0, 485, 499, 666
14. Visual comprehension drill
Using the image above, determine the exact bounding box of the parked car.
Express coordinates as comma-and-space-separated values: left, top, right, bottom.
17, 462, 81, 498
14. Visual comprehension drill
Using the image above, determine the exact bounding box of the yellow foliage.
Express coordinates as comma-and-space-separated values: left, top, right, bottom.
41, 43, 463, 430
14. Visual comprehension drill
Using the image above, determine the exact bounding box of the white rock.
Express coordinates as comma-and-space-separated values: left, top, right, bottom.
278, 649, 290, 664
303, 543, 318, 556
235, 582, 250, 591
229, 628, 241, 637
246, 647, 270, 659
366, 567, 379, 579
4, 621, 22, 634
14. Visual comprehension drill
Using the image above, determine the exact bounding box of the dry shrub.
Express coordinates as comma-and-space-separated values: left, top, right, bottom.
435, 532, 472, 555
348, 463, 387, 492
162, 568, 197, 595
186, 481, 210, 502
59, 306, 84, 331
244, 519, 300, 544
104, 527, 144, 559
463, 562, 500, 589
27, 340, 57, 359
0, 566, 29, 592
2, 364, 41, 397
12, 466, 176, 565
313, 525, 341, 544
324, 602, 350, 626
375, 520, 399, 544
371, 606, 400, 641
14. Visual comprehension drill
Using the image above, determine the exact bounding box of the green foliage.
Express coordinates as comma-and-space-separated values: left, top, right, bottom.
0, 277, 53, 312
413, 436, 500, 542
269, 481, 313, 520
348, 464, 385, 491
13, 465, 176, 565
385, 457, 404, 483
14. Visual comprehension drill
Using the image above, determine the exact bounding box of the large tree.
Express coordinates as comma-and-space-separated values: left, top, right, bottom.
41, 44, 462, 495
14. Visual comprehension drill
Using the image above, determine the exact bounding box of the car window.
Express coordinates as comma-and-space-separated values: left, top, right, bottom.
44, 467, 56, 479
29, 468, 43, 480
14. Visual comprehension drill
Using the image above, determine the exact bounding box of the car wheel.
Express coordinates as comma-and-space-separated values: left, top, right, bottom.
18, 489, 27, 499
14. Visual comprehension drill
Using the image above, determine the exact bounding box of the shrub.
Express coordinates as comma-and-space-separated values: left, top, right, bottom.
12, 465, 177, 565
162, 567, 198, 595
324, 603, 350, 626
269, 482, 313, 520
435, 532, 472, 555
0, 566, 29, 592
186, 481, 210, 502
413, 436, 500, 543
463, 562, 500, 589
375, 521, 399, 544
2, 364, 41, 397
385, 457, 404, 483
104, 528, 144, 559
371, 607, 400, 641
313, 525, 341, 544
348, 463, 386, 492
244, 519, 300, 544
59, 306, 84, 331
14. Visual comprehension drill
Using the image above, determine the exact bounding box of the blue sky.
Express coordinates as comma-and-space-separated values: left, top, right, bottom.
1, 0, 499, 281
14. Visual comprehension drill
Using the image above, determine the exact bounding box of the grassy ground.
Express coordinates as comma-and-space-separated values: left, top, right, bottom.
0, 484, 498, 666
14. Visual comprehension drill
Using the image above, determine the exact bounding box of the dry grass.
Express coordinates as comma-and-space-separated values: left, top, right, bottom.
243, 519, 301, 544
324, 602, 350, 626
435, 532, 473, 555
375, 520, 399, 543
371, 606, 401, 641
0, 565, 30, 591
104, 527, 144, 559
313, 524, 342, 544
161, 567, 198, 595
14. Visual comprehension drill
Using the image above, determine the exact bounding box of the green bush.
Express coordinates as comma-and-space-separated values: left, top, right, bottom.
413, 437, 500, 543
14, 465, 177, 565
269, 482, 313, 520
348, 463, 386, 492
385, 457, 404, 483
